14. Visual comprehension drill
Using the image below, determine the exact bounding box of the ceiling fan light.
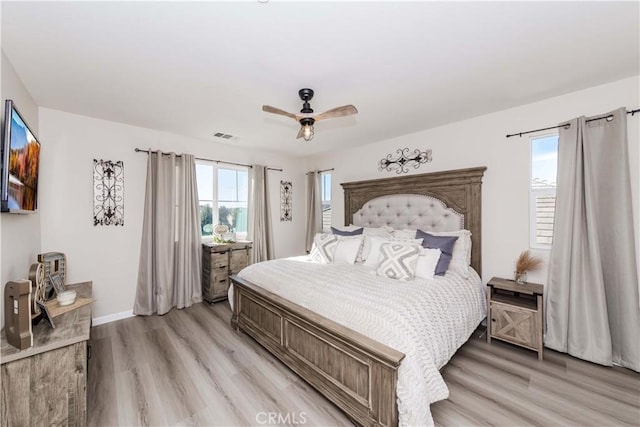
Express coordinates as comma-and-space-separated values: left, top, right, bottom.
302, 124, 314, 141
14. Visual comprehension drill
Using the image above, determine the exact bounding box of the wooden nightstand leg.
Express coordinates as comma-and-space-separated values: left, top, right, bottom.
486, 286, 492, 343
537, 294, 543, 360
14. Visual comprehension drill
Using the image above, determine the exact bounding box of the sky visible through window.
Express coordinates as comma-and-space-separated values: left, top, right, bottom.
196, 164, 213, 200
531, 135, 558, 188
218, 168, 248, 202
321, 173, 331, 202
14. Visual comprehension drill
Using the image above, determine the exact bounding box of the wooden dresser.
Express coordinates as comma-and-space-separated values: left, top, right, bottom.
202, 242, 252, 303
487, 277, 544, 360
1, 281, 93, 426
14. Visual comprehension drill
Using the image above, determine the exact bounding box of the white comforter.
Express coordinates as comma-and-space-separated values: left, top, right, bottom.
230, 257, 486, 426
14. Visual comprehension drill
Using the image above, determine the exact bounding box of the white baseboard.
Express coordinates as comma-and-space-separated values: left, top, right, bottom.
92, 310, 134, 326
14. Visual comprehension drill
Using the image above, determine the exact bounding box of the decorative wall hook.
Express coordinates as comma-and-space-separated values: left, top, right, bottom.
378, 148, 432, 174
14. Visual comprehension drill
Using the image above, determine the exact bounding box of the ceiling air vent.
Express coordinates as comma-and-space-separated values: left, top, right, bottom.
213, 132, 237, 140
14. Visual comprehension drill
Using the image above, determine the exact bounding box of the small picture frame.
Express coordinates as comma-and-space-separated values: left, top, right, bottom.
36, 301, 56, 329
49, 273, 66, 295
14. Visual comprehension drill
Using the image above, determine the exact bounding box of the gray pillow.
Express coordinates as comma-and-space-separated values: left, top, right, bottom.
416, 229, 458, 276
331, 226, 363, 236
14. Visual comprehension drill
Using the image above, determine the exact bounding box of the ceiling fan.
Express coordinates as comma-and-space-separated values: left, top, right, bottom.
262, 88, 358, 141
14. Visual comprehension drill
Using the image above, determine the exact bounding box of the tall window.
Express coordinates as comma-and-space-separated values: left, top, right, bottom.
321, 172, 332, 232
196, 162, 249, 240
530, 134, 558, 248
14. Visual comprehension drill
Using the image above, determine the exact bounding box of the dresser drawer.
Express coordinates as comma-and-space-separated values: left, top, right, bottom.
202, 252, 227, 269
490, 301, 538, 349
212, 276, 229, 297
211, 252, 229, 268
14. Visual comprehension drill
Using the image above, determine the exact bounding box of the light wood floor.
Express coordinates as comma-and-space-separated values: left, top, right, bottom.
88, 302, 640, 427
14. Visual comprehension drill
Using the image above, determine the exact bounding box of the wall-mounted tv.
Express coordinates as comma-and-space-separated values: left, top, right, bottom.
1, 99, 41, 213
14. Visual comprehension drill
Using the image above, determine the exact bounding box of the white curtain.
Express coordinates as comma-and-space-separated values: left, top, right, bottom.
248, 164, 274, 263
545, 108, 639, 371
305, 171, 322, 253
134, 151, 202, 316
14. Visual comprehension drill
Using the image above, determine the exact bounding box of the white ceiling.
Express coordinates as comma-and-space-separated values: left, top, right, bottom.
2, 1, 638, 157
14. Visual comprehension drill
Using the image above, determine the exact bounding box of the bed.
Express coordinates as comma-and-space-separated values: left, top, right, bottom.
229, 167, 487, 426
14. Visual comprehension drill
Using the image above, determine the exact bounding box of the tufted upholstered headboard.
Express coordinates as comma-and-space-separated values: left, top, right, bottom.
341, 167, 487, 275
352, 194, 465, 232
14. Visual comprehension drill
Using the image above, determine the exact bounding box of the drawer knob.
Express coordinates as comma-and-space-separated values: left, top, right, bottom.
491, 318, 496, 322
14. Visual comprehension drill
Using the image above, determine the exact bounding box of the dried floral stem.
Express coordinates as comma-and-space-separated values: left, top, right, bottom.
515, 250, 543, 274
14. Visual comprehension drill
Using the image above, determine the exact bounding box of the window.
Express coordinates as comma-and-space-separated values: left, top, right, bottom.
530, 134, 558, 248
196, 162, 248, 240
321, 172, 331, 232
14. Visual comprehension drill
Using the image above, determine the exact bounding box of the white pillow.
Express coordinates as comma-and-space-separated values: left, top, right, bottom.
363, 226, 394, 237
310, 233, 338, 263
430, 230, 472, 277
392, 229, 417, 240
376, 242, 421, 280
415, 248, 442, 280
333, 235, 364, 265
390, 237, 423, 245
363, 236, 390, 267
332, 225, 362, 233
357, 226, 393, 261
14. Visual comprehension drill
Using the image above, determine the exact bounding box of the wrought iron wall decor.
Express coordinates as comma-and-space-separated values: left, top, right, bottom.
280, 180, 292, 221
379, 148, 432, 174
93, 159, 124, 226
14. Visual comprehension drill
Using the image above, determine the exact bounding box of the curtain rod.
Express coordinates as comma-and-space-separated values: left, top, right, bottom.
306, 167, 335, 175
506, 108, 640, 138
134, 148, 283, 172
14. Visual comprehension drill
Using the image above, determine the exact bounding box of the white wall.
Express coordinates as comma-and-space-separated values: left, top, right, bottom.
0, 51, 42, 328
307, 76, 640, 286
8, 71, 639, 323
38, 108, 306, 319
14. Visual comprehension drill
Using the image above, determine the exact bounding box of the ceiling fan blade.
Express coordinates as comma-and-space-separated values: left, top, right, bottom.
314, 105, 358, 121
262, 105, 298, 120
296, 126, 305, 139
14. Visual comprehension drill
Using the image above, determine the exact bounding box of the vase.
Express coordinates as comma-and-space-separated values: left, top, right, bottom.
515, 271, 527, 284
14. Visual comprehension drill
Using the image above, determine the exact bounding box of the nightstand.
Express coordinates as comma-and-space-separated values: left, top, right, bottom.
202, 241, 252, 303
486, 277, 544, 360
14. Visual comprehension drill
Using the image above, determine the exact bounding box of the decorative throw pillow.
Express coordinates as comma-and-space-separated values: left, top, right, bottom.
364, 225, 393, 237
363, 226, 394, 237
310, 233, 338, 263
390, 237, 424, 245
363, 236, 389, 267
358, 227, 394, 262
429, 229, 472, 278
392, 229, 418, 240
376, 242, 421, 280
416, 229, 458, 276
415, 248, 442, 280
331, 226, 364, 236
333, 235, 364, 264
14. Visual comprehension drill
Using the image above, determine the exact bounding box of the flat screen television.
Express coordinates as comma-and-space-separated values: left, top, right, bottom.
1, 99, 41, 213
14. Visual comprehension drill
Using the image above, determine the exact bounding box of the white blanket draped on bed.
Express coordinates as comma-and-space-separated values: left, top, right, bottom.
230, 256, 486, 427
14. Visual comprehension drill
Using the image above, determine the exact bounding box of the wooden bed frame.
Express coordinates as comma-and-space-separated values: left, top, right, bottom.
230, 167, 486, 426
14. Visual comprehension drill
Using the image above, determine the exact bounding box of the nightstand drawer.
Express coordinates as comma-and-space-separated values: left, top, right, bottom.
211, 252, 229, 268
212, 276, 229, 296
490, 301, 539, 349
